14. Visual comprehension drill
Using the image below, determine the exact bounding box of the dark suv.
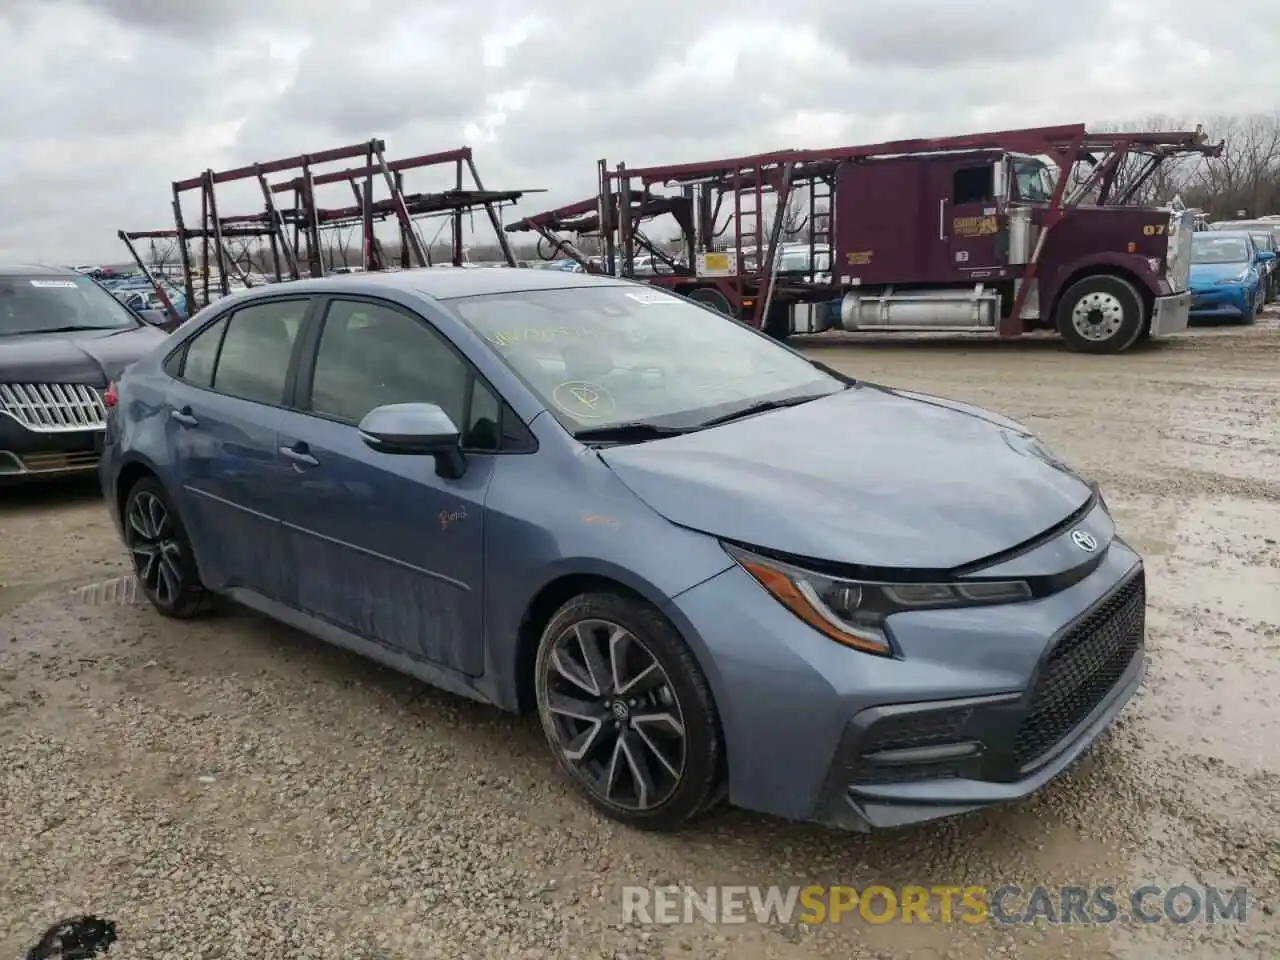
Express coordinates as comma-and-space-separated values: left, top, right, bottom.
1, 263, 169, 483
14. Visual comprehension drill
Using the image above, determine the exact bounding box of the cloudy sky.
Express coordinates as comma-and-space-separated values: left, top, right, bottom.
1, 0, 1277, 264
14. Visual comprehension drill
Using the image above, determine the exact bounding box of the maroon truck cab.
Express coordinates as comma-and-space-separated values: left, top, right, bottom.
828, 150, 1194, 352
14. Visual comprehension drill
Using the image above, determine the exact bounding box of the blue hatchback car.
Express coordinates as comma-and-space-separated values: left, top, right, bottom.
1189, 231, 1272, 323
99, 269, 1147, 832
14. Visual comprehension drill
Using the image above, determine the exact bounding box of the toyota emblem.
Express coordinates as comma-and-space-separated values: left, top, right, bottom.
1071, 530, 1098, 552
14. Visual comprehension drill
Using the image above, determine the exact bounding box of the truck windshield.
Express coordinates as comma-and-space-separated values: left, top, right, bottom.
450, 284, 843, 433
1192, 236, 1250, 264
1014, 160, 1055, 203
0, 275, 140, 337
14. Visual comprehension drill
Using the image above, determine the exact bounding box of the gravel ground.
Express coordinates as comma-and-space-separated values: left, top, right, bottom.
2, 315, 1278, 959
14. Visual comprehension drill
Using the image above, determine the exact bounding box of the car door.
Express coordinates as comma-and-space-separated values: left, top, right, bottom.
274, 296, 509, 676
163, 296, 313, 598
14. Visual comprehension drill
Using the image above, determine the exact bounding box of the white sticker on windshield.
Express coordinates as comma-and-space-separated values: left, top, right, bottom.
29, 279, 79, 288
624, 290, 675, 304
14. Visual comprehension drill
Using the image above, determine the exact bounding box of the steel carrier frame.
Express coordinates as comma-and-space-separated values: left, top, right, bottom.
506, 123, 1223, 337
119, 140, 537, 324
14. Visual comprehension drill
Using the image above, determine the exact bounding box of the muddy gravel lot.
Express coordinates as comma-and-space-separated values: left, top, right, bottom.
2, 315, 1278, 959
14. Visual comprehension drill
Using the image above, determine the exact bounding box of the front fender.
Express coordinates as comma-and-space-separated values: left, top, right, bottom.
479, 442, 735, 710
1041, 252, 1165, 317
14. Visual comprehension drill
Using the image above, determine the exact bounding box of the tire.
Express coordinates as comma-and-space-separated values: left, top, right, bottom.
533, 591, 724, 832
763, 301, 792, 342
687, 287, 736, 318
1240, 287, 1262, 325
122, 476, 211, 619
1054, 275, 1145, 354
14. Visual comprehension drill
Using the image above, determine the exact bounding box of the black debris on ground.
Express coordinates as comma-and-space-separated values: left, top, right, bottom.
25, 916, 118, 960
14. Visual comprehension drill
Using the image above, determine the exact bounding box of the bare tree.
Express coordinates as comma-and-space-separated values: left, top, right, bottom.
1094, 112, 1280, 218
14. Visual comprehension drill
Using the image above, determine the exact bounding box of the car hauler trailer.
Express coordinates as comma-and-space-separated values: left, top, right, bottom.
507, 123, 1223, 354
121, 141, 535, 323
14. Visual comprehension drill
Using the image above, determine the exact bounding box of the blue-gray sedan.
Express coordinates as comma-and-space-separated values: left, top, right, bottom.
99, 268, 1146, 832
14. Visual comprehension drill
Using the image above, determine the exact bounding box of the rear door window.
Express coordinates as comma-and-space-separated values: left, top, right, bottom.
210, 299, 310, 405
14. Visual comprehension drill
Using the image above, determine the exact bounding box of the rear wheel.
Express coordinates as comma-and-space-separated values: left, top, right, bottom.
122, 477, 210, 618
533, 591, 724, 831
1055, 275, 1145, 354
686, 287, 736, 318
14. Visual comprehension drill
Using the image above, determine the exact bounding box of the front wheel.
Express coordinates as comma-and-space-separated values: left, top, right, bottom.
534, 592, 724, 831
1055, 275, 1146, 354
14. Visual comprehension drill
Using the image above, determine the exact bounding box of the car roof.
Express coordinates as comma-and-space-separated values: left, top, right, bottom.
0, 262, 80, 277
1213, 221, 1280, 230
1197, 230, 1253, 241
215, 266, 632, 306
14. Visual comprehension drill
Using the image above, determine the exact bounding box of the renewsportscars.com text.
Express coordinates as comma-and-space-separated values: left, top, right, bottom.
621, 884, 1250, 926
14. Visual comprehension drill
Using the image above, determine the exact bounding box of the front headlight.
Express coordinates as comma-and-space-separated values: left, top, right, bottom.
724, 544, 1032, 656
1216, 270, 1249, 285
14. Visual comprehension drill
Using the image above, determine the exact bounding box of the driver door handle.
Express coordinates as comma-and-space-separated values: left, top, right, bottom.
170, 407, 198, 427
280, 443, 319, 467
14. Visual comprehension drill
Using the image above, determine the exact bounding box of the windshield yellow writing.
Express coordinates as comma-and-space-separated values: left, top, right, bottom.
485, 326, 611, 347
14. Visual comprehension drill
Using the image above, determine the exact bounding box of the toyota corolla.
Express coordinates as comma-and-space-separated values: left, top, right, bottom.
99, 269, 1146, 832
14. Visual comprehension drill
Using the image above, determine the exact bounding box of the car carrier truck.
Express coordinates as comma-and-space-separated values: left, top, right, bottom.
506, 123, 1223, 354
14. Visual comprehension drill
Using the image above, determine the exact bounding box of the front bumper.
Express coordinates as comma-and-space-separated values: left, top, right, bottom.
1189, 285, 1251, 318
1149, 290, 1191, 336
665, 527, 1146, 831
0, 413, 104, 483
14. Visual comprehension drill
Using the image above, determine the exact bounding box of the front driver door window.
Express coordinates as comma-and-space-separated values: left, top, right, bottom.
275, 298, 500, 674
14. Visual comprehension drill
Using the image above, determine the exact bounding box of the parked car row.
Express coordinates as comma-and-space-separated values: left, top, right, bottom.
1188, 230, 1276, 324
1208, 218, 1280, 303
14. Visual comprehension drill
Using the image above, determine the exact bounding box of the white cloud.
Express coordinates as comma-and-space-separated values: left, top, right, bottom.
0, 0, 1277, 262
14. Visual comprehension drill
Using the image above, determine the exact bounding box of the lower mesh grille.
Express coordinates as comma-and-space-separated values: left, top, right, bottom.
1013, 572, 1145, 767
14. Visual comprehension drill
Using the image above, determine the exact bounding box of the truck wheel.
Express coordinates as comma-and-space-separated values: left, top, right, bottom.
763, 301, 791, 342
1055, 275, 1145, 354
687, 287, 736, 318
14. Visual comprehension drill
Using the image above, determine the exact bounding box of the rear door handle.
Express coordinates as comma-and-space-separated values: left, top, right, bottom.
170, 407, 198, 427
280, 444, 319, 467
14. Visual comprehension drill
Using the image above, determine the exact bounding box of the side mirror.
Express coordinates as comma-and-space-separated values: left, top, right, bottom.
992, 157, 1009, 203
358, 402, 465, 478
1258, 250, 1276, 263
139, 308, 180, 332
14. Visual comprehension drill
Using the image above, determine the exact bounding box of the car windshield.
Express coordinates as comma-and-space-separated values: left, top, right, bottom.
0, 275, 140, 336
1191, 236, 1250, 264
450, 284, 844, 434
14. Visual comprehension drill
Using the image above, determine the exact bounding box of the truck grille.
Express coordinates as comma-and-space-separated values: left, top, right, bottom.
1013, 572, 1145, 768
0, 382, 107, 433
1166, 210, 1195, 292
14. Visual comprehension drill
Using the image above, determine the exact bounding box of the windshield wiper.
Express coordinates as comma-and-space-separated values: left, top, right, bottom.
573, 421, 694, 444
0, 325, 117, 336
696, 392, 832, 428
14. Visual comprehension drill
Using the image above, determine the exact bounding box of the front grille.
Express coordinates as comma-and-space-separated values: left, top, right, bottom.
1013, 572, 1145, 767
861, 707, 972, 753
852, 706, 981, 785
0, 382, 107, 433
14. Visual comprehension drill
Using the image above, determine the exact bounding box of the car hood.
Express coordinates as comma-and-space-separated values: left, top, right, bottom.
1190, 262, 1251, 287
0, 325, 167, 385
598, 384, 1094, 571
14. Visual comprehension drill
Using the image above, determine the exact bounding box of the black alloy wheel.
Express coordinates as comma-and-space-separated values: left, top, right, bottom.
122, 478, 209, 618
534, 592, 724, 831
